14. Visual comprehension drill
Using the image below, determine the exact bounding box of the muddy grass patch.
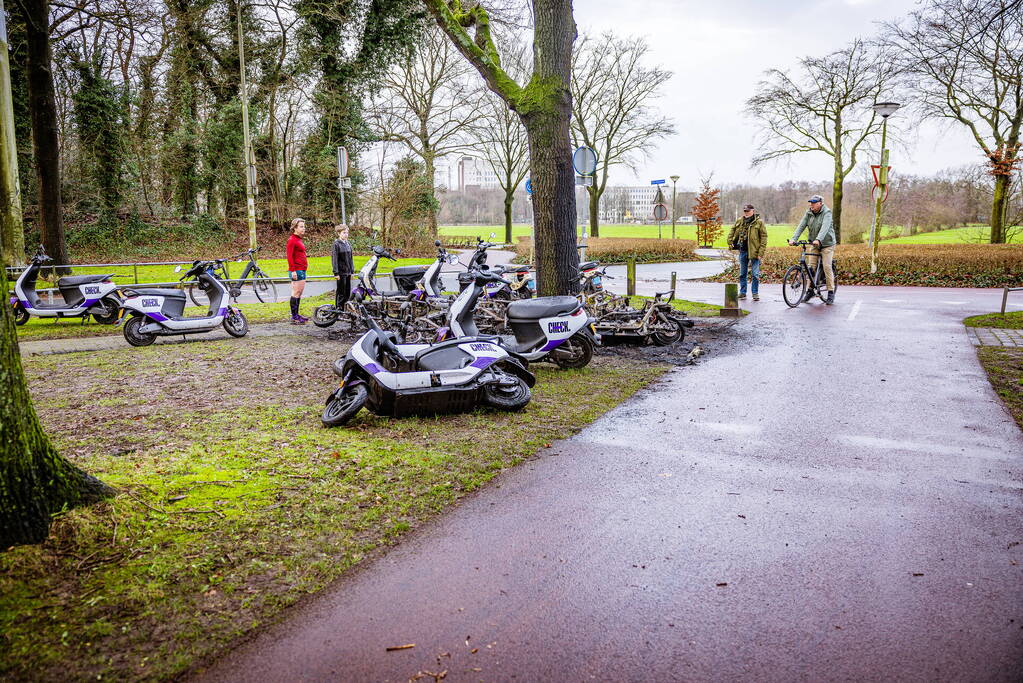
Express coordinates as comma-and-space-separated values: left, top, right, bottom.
2, 338, 667, 681
976, 347, 1023, 430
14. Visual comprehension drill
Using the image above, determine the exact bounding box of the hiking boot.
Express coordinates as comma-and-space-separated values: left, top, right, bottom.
738, 293, 747, 300
297, 314, 310, 323
291, 315, 307, 325
826, 291, 835, 305
752, 294, 760, 301
802, 289, 815, 303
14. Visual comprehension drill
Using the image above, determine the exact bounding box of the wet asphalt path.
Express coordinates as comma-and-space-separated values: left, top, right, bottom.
196, 286, 1023, 682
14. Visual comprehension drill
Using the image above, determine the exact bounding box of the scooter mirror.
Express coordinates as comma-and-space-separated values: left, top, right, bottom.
490, 232, 496, 240
174, 265, 182, 273
448, 254, 458, 264
434, 240, 441, 247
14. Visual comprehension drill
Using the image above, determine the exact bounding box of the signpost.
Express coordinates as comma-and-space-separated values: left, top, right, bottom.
573, 146, 597, 186
336, 146, 349, 224
650, 179, 665, 185
653, 186, 667, 238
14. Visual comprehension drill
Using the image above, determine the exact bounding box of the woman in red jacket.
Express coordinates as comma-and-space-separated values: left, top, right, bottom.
286, 218, 309, 324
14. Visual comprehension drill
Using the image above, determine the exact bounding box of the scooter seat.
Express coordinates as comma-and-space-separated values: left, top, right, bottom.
391, 265, 429, 277
498, 264, 531, 273
507, 296, 580, 320
58, 274, 113, 287
578, 261, 598, 271
128, 288, 187, 299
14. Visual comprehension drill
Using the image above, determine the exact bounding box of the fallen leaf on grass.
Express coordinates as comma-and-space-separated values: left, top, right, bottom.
737, 514, 746, 519
715, 582, 728, 587
386, 644, 415, 651
911, 572, 924, 577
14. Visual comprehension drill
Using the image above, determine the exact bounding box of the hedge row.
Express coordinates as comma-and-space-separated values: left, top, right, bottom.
514, 236, 699, 264
709, 244, 1023, 287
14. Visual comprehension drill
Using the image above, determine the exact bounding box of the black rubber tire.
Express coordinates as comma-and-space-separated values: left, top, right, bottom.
223, 308, 249, 337
313, 304, 339, 328
782, 265, 807, 308
187, 283, 206, 307
322, 383, 368, 427
253, 273, 276, 303
90, 296, 121, 325
552, 333, 594, 369
651, 316, 685, 346
482, 372, 531, 411
13, 302, 29, 326
123, 315, 156, 347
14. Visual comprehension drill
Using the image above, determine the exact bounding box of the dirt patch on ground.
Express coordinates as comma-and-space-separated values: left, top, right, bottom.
596, 317, 756, 366
976, 347, 1023, 430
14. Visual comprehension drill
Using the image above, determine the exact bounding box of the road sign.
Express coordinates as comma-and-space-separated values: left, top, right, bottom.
336, 147, 348, 177
653, 187, 666, 205
653, 203, 669, 221
572, 146, 598, 176
341, 177, 352, 189
575, 175, 594, 186
525, 178, 533, 195
651, 179, 666, 185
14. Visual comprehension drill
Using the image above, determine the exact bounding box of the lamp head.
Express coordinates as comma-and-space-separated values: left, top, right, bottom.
873, 101, 902, 119
670, 175, 680, 182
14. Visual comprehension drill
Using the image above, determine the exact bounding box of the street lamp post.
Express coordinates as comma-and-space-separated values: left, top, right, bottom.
237, 2, 258, 249
868, 101, 901, 274
670, 175, 679, 239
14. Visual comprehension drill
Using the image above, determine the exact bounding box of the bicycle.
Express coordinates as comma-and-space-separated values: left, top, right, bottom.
782, 240, 838, 308
187, 247, 277, 305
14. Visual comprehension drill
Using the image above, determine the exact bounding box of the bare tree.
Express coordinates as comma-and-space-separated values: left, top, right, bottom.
571, 32, 674, 237
747, 39, 900, 242
368, 26, 485, 235
885, 0, 1023, 243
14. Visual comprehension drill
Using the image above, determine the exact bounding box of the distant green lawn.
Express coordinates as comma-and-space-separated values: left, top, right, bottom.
879, 226, 1019, 244
439, 224, 796, 247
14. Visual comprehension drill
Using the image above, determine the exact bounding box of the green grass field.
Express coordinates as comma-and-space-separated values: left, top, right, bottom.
439, 224, 796, 247
878, 226, 1020, 244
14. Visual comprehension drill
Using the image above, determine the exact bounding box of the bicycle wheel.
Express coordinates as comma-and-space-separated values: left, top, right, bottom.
252, 271, 277, 303
782, 265, 807, 308
816, 261, 838, 302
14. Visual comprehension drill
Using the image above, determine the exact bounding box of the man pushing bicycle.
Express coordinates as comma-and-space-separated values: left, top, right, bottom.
789, 194, 836, 305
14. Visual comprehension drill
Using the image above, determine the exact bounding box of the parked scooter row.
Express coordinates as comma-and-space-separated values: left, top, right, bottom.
10, 246, 121, 326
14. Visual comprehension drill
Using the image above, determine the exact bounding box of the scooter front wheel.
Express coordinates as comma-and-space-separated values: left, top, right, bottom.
313, 304, 339, 328
651, 316, 684, 346
223, 309, 249, 337
482, 372, 531, 411
322, 384, 368, 427
13, 303, 29, 326
123, 315, 156, 347
90, 296, 121, 325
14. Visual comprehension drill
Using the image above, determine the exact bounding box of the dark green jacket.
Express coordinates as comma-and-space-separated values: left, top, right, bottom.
792, 206, 836, 247
728, 214, 768, 260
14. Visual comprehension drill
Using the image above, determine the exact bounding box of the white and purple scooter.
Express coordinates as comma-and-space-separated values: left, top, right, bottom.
10, 246, 121, 325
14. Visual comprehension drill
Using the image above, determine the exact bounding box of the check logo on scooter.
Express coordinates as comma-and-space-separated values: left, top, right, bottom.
469, 342, 497, 352
84, 286, 101, 295
548, 321, 569, 334
142, 298, 159, 308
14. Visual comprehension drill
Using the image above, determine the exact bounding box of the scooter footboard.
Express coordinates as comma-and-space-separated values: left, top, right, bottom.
368, 382, 484, 417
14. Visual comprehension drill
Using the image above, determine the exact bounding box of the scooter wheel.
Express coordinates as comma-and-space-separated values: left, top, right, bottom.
123, 315, 156, 347
322, 384, 368, 427
482, 372, 531, 411
223, 309, 249, 337
313, 304, 339, 328
90, 296, 121, 325
651, 316, 684, 346
552, 333, 594, 369
13, 303, 29, 326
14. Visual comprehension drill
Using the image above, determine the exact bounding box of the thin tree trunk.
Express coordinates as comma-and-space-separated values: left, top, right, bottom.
424, 152, 438, 236
832, 151, 843, 244
504, 192, 513, 244
588, 186, 600, 237
990, 173, 1010, 244
23, 0, 67, 268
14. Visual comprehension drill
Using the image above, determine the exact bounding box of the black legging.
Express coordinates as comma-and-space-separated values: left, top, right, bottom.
335, 274, 352, 309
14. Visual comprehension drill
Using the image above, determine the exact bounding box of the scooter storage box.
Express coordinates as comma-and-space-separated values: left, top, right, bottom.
163, 292, 187, 318
391, 265, 429, 293
457, 272, 475, 292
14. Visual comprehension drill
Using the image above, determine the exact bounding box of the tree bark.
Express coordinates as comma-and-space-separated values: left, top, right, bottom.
990, 172, 1010, 244
588, 186, 600, 237
23, 0, 67, 268
423, 151, 438, 236
832, 165, 844, 244
504, 192, 513, 244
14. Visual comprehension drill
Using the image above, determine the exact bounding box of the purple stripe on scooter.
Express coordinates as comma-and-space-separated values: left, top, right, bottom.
146, 312, 170, 322
364, 362, 384, 375
469, 356, 498, 370
218, 307, 228, 316
539, 338, 566, 353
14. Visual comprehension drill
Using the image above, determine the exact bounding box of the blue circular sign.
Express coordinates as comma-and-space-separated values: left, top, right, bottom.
572, 146, 598, 176
525, 178, 533, 195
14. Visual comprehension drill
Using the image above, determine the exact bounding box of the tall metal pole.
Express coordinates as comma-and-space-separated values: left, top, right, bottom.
670, 175, 679, 239
868, 117, 890, 274
237, 1, 258, 249
0, 0, 24, 266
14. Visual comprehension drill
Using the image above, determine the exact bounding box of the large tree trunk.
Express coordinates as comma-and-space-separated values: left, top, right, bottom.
23, 0, 67, 268
832, 156, 844, 244
503, 191, 513, 244
521, 0, 577, 296
0, 268, 113, 549
990, 172, 1010, 244
0, 0, 25, 266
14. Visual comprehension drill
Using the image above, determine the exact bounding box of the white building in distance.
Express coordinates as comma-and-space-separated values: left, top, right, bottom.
599, 185, 689, 223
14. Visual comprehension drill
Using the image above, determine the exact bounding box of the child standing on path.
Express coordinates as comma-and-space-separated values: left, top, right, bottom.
331, 224, 354, 312
287, 218, 309, 324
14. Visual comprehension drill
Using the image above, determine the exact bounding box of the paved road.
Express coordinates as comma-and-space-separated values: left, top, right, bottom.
196, 285, 1023, 682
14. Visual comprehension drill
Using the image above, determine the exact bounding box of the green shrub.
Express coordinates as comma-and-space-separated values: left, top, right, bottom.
514, 236, 699, 264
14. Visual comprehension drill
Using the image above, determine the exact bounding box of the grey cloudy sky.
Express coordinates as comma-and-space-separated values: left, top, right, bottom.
573, 0, 981, 190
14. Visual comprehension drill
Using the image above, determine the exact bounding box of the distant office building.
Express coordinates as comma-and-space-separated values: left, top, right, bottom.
457, 156, 500, 191
599, 185, 688, 223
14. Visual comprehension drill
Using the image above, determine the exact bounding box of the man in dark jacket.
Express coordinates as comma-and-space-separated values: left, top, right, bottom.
331, 224, 354, 311
727, 204, 768, 301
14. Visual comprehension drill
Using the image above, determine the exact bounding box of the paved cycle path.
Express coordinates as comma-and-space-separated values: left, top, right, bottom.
195, 284, 1022, 681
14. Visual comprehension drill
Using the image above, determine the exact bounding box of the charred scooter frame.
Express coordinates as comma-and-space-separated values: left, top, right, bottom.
10, 246, 122, 325
118, 260, 249, 346
322, 304, 535, 427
